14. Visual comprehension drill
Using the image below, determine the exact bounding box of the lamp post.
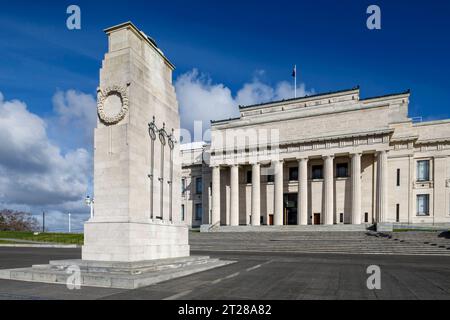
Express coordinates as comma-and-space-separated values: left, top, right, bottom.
85, 196, 94, 219
68, 213, 71, 233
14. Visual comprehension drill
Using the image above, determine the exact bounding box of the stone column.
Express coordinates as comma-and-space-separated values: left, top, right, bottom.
201, 168, 211, 225
274, 160, 284, 226
211, 166, 221, 226
323, 155, 335, 225
377, 150, 389, 223
251, 163, 261, 226
298, 158, 308, 225
230, 165, 240, 226
351, 153, 362, 225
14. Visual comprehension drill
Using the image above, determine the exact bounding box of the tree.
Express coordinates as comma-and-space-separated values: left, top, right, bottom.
0, 209, 39, 232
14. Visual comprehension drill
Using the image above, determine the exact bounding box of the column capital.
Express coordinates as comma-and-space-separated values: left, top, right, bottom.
377, 149, 389, 155
296, 156, 309, 162
350, 152, 362, 157
322, 154, 335, 160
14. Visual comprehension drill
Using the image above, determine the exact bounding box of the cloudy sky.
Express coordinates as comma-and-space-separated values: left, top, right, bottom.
0, 0, 450, 231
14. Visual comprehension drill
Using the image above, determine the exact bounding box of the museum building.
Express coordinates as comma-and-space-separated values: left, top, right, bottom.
181, 87, 450, 228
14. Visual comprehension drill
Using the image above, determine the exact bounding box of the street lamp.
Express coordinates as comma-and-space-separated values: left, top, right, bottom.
85, 196, 94, 219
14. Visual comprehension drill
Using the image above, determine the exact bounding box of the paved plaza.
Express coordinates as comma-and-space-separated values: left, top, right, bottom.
0, 232, 449, 300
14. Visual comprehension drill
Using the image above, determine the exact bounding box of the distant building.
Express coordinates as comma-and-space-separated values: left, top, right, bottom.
181, 87, 450, 228
181, 142, 211, 228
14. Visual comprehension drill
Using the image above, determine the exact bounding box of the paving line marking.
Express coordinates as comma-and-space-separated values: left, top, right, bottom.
211, 279, 222, 285
210, 260, 274, 286
163, 290, 193, 300
245, 260, 273, 272
246, 264, 261, 272
224, 272, 240, 279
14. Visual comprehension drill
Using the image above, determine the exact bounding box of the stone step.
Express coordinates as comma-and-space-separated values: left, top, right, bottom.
44, 256, 213, 274
209, 225, 372, 233
190, 230, 449, 256
192, 245, 449, 251
191, 248, 450, 256
0, 257, 237, 289
192, 244, 448, 249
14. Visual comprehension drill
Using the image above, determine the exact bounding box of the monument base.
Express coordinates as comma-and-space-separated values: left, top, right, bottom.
82, 220, 190, 262
0, 256, 235, 289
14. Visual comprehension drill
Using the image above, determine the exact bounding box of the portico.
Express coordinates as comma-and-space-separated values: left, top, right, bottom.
210, 149, 388, 226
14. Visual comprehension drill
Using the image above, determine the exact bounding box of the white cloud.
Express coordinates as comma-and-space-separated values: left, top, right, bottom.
175, 69, 238, 140
0, 92, 92, 231
51, 89, 97, 149
175, 69, 313, 141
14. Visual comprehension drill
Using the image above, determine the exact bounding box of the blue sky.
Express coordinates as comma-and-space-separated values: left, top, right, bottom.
1, 0, 450, 119
0, 0, 449, 231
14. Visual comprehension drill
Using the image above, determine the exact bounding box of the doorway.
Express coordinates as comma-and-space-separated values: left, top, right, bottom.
283, 193, 298, 225
313, 213, 321, 225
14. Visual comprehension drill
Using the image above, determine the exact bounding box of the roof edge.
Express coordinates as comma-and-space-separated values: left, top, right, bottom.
360, 90, 411, 102
238, 86, 360, 110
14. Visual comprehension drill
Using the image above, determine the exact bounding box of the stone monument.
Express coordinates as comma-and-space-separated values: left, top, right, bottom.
82, 21, 187, 262
0, 22, 232, 289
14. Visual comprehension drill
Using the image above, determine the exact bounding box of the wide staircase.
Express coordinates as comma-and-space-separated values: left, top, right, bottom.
190, 231, 450, 256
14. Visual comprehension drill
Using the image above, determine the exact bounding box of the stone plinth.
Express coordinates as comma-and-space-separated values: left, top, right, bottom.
0, 256, 235, 289
82, 220, 189, 262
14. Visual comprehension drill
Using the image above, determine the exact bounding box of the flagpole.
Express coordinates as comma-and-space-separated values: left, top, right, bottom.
294, 65, 297, 98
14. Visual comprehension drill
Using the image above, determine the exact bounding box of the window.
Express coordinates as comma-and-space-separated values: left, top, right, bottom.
396, 204, 400, 222
396, 169, 401, 186
246, 171, 252, 184
181, 205, 185, 221
267, 175, 274, 183
195, 204, 203, 221
181, 178, 186, 195
339, 213, 344, 223
336, 163, 348, 178
417, 160, 430, 182
195, 177, 202, 194
312, 165, 323, 180
417, 194, 430, 216
365, 212, 369, 223
289, 167, 299, 181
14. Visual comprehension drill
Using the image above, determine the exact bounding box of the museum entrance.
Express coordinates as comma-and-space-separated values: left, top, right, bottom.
313, 213, 321, 225
283, 193, 298, 225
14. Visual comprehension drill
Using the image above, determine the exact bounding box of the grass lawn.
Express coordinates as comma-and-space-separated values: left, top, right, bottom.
0, 231, 84, 245
0, 240, 22, 244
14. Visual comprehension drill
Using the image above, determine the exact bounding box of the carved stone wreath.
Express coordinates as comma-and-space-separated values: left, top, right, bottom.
97, 85, 129, 124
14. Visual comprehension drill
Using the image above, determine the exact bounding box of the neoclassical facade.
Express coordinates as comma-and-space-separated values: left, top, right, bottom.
181, 87, 450, 228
